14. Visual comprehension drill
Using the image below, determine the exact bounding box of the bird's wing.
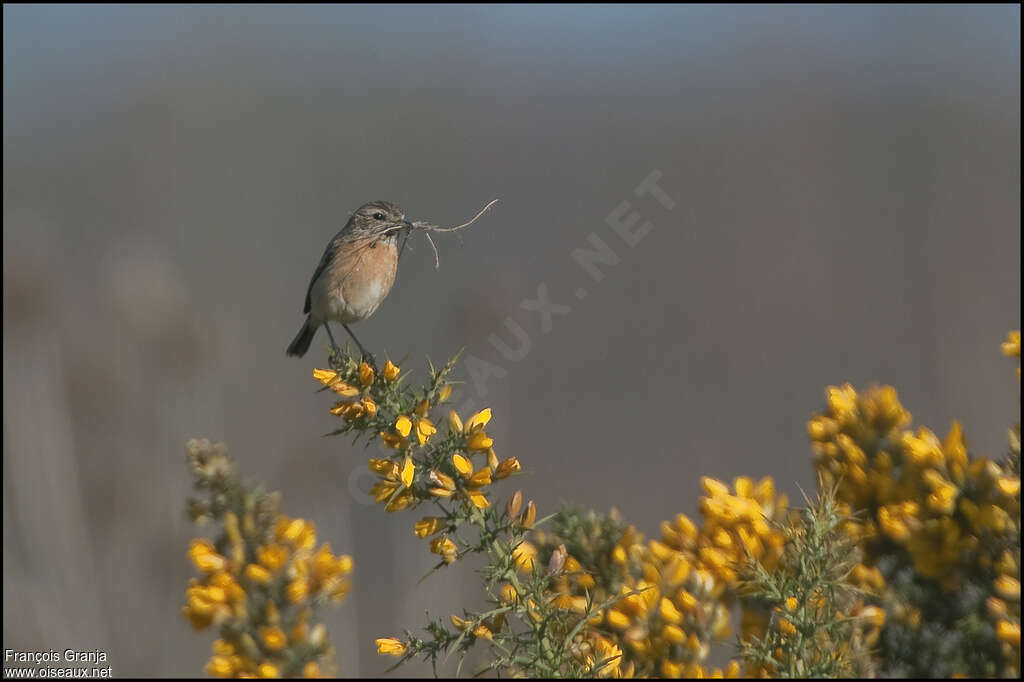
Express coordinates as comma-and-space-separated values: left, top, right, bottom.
304, 233, 344, 314
304, 233, 382, 313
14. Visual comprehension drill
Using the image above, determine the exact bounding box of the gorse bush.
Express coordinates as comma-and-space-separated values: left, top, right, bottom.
738, 484, 880, 678
182, 439, 353, 677
184, 331, 1020, 677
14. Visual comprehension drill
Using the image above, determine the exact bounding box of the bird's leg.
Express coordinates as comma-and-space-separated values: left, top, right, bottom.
323, 323, 344, 366
342, 323, 375, 368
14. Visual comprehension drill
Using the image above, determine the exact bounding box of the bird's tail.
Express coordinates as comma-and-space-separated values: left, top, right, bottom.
286, 317, 317, 357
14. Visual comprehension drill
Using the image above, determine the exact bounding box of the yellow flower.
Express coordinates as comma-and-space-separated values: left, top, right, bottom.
415, 418, 436, 445
331, 397, 377, 421
257, 663, 280, 678
472, 624, 493, 641
859, 605, 886, 628
997, 476, 1021, 496
467, 490, 490, 509
922, 470, 959, 515
994, 575, 1021, 600
400, 456, 415, 487
522, 500, 537, 528
427, 470, 456, 497
469, 468, 492, 487
438, 383, 453, 402
258, 544, 289, 572
188, 539, 228, 573
361, 397, 377, 418
452, 453, 473, 477
450, 614, 470, 631
987, 597, 1008, 618
383, 360, 401, 381
312, 368, 338, 386
778, 617, 797, 637
310, 543, 351, 587
395, 416, 412, 438
245, 564, 272, 584
211, 639, 235, 656
500, 583, 519, 604
376, 637, 407, 656
507, 490, 523, 517
659, 597, 683, 624
369, 458, 396, 476
260, 626, 287, 651
430, 537, 458, 564
330, 381, 360, 398
385, 489, 415, 513
605, 608, 630, 631
807, 416, 838, 441
494, 458, 521, 479
205, 655, 236, 677
358, 361, 375, 387
379, 432, 407, 450
512, 541, 537, 572
370, 479, 400, 503
1002, 331, 1020, 358
465, 408, 492, 431
287, 578, 309, 604
701, 476, 731, 499
414, 517, 446, 538
996, 620, 1021, 646
663, 623, 686, 644
466, 432, 493, 452
449, 410, 464, 434
591, 637, 623, 678
785, 596, 798, 612
826, 383, 859, 422
276, 517, 316, 550
902, 428, 943, 467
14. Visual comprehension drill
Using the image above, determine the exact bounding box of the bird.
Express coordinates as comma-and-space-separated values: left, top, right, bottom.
286, 201, 413, 360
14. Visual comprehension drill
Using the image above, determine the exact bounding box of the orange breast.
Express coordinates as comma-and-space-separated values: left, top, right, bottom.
336, 238, 398, 322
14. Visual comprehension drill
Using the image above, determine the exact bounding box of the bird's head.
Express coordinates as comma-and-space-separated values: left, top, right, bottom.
345, 201, 413, 243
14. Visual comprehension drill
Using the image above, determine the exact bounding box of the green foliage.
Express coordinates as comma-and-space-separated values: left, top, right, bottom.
739, 485, 877, 678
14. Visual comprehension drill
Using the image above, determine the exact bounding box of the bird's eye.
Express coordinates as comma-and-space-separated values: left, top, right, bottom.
373, 212, 386, 221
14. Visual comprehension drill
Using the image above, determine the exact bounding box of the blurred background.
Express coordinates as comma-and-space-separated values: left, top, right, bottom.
3, 4, 1019, 677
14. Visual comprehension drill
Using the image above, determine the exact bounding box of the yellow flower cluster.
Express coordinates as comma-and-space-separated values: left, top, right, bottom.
991, 330, 1021, 671
184, 516, 352, 678
605, 532, 738, 678
1003, 330, 1020, 379
538, 476, 788, 678
570, 632, 627, 678
801, 333, 1021, 675
183, 439, 353, 678
375, 404, 521, 553
808, 383, 1020, 588
315, 363, 524, 564
846, 563, 888, 647
688, 476, 789, 584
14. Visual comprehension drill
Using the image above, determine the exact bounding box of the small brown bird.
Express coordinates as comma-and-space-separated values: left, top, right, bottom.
286, 201, 413, 359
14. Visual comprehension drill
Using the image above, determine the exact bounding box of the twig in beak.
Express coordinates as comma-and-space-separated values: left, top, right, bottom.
424, 232, 441, 269
407, 198, 499, 269
427, 199, 500, 232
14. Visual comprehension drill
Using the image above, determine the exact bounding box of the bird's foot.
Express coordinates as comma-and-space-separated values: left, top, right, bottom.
358, 351, 378, 371
326, 344, 346, 369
